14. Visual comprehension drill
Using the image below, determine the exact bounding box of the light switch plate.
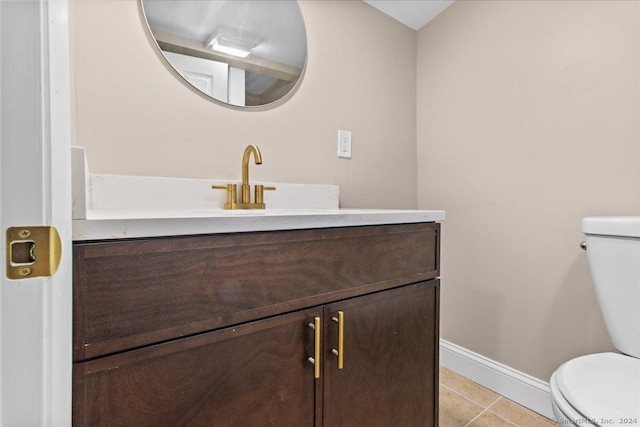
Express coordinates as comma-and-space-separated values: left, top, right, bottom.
338, 130, 352, 159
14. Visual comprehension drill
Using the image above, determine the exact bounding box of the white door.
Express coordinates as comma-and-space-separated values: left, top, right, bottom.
163, 51, 230, 102
228, 66, 246, 107
0, 1, 72, 425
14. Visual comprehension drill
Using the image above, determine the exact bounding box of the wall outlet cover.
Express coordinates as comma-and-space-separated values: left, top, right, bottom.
338, 130, 352, 159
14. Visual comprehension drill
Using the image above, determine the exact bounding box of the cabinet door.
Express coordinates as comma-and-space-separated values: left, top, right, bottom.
323, 281, 439, 426
73, 309, 319, 427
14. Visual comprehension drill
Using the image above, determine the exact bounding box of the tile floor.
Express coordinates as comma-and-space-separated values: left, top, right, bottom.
439, 367, 558, 426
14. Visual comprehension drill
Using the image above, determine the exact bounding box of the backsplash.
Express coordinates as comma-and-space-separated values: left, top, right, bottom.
72, 147, 339, 219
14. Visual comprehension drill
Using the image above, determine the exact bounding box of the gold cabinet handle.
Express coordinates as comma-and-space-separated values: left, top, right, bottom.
331, 311, 344, 370
307, 316, 321, 379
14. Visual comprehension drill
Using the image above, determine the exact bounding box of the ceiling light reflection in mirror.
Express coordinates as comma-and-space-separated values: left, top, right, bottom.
141, 0, 307, 108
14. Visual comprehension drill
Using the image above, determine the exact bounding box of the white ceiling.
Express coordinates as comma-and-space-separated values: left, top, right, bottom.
363, 0, 455, 30
142, 0, 307, 68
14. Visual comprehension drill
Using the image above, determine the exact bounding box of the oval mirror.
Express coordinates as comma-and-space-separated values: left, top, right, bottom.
141, 0, 307, 107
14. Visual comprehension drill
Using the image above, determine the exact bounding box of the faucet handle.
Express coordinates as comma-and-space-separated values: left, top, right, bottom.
212, 183, 238, 209
255, 185, 276, 205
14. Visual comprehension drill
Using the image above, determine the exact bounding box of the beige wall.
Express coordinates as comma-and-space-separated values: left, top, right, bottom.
417, 1, 640, 380
69, 0, 417, 209
72, 0, 640, 383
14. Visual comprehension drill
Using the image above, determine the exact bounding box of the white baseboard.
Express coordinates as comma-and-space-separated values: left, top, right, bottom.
439, 339, 555, 419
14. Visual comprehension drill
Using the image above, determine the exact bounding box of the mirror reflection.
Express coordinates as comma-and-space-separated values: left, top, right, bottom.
141, 0, 307, 107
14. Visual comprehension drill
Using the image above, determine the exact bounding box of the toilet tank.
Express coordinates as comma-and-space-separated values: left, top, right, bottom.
582, 217, 640, 358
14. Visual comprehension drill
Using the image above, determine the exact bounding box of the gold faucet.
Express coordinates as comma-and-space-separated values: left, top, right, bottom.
241, 144, 261, 204
212, 144, 275, 209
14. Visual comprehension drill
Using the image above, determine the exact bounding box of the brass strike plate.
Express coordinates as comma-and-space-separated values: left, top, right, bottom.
6, 226, 61, 279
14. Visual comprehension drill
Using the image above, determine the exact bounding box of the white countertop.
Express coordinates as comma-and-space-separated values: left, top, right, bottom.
72, 209, 446, 241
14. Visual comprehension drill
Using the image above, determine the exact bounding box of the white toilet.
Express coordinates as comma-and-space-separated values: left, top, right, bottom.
550, 216, 640, 426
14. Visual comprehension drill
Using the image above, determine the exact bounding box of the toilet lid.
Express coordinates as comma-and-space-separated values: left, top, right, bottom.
556, 353, 640, 424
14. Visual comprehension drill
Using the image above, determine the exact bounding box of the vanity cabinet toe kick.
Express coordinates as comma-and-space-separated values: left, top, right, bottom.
72, 222, 441, 426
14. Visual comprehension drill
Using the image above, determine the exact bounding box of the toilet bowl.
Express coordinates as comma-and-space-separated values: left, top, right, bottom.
550, 217, 640, 427
551, 353, 639, 426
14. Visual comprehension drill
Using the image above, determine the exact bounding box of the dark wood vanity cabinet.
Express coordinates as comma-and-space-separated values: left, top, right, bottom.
322, 281, 439, 426
74, 309, 318, 426
72, 223, 440, 426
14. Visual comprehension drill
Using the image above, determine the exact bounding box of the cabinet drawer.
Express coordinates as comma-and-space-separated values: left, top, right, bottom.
73, 223, 439, 360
